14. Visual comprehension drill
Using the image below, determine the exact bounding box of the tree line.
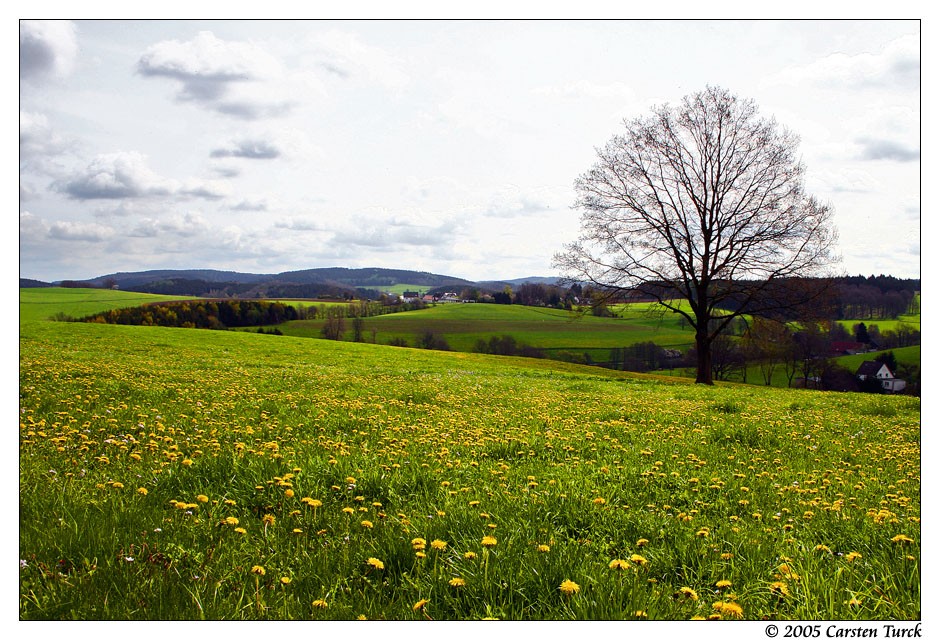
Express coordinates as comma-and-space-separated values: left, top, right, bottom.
81, 299, 301, 329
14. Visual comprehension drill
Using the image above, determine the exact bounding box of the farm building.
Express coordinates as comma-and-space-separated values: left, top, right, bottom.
855, 361, 907, 393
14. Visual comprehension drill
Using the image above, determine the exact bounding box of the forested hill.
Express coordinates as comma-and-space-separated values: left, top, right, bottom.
22, 267, 480, 299
275, 267, 475, 288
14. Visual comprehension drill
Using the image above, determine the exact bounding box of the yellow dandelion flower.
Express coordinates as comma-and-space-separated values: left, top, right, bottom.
234, 527, 247, 535
366, 557, 384, 570
559, 579, 580, 595
696, 528, 709, 538
137, 487, 148, 495
292, 528, 302, 534
196, 494, 209, 503
413, 598, 430, 611
481, 535, 497, 548
715, 579, 732, 589
634, 611, 648, 618
412, 538, 427, 550
111, 482, 124, 489
311, 599, 328, 609
224, 516, 239, 526
251, 565, 266, 576
280, 576, 291, 585
464, 551, 478, 560
770, 581, 790, 597
537, 544, 551, 553
262, 514, 275, 525
609, 559, 631, 571
181, 459, 193, 466
629, 554, 648, 566
592, 497, 607, 505
360, 520, 373, 529
845, 551, 862, 562
431, 539, 447, 551
716, 601, 744, 619
891, 534, 914, 544
415, 551, 427, 559
846, 597, 862, 607
449, 577, 466, 587
342, 507, 355, 515
284, 489, 294, 498
636, 538, 649, 547
815, 544, 831, 553
678, 587, 698, 600
345, 476, 356, 484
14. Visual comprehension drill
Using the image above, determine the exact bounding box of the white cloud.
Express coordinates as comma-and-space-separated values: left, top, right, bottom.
482, 187, 557, 219
20, 110, 72, 159
210, 138, 281, 159
845, 105, 919, 163
137, 31, 293, 119
48, 220, 116, 242
180, 178, 231, 200
232, 198, 270, 212
131, 213, 209, 238
60, 151, 175, 199
307, 30, 410, 91
854, 138, 919, 163
761, 32, 919, 92
19, 20, 78, 82
58, 151, 229, 201
273, 216, 324, 231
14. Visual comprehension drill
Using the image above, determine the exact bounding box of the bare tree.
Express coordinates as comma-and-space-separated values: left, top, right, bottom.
555, 86, 839, 384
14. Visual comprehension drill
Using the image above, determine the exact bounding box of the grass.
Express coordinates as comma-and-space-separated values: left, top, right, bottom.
278, 301, 696, 358
19, 287, 192, 324
18, 289, 921, 621
835, 346, 921, 372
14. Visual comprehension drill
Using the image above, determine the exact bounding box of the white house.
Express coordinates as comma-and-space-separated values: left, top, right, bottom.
856, 361, 906, 393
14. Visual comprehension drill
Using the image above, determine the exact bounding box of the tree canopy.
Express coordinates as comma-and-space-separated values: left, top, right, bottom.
555, 86, 840, 384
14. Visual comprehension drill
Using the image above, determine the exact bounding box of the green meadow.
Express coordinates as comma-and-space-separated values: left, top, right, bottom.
19, 289, 920, 620
280, 301, 696, 360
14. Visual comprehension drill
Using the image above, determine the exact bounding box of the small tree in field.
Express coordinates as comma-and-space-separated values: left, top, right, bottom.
555, 86, 839, 384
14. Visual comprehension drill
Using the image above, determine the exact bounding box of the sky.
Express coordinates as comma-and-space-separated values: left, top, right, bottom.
18, 18, 921, 283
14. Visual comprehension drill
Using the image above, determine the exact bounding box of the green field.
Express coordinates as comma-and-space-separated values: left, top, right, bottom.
279, 301, 697, 359
19, 289, 920, 620
835, 347, 921, 374
18, 287, 191, 324
835, 317, 921, 333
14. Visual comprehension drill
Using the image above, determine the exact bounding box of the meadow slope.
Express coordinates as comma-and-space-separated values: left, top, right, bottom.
19, 290, 920, 621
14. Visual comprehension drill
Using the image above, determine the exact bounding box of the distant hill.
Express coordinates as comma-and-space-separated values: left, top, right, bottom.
493, 276, 563, 287
276, 267, 476, 289
45, 267, 493, 298
83, 269, 273, 289
20, 278, 52, 288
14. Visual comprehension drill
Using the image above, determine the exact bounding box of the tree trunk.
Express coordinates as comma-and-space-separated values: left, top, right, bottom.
695, 331, 713, 385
